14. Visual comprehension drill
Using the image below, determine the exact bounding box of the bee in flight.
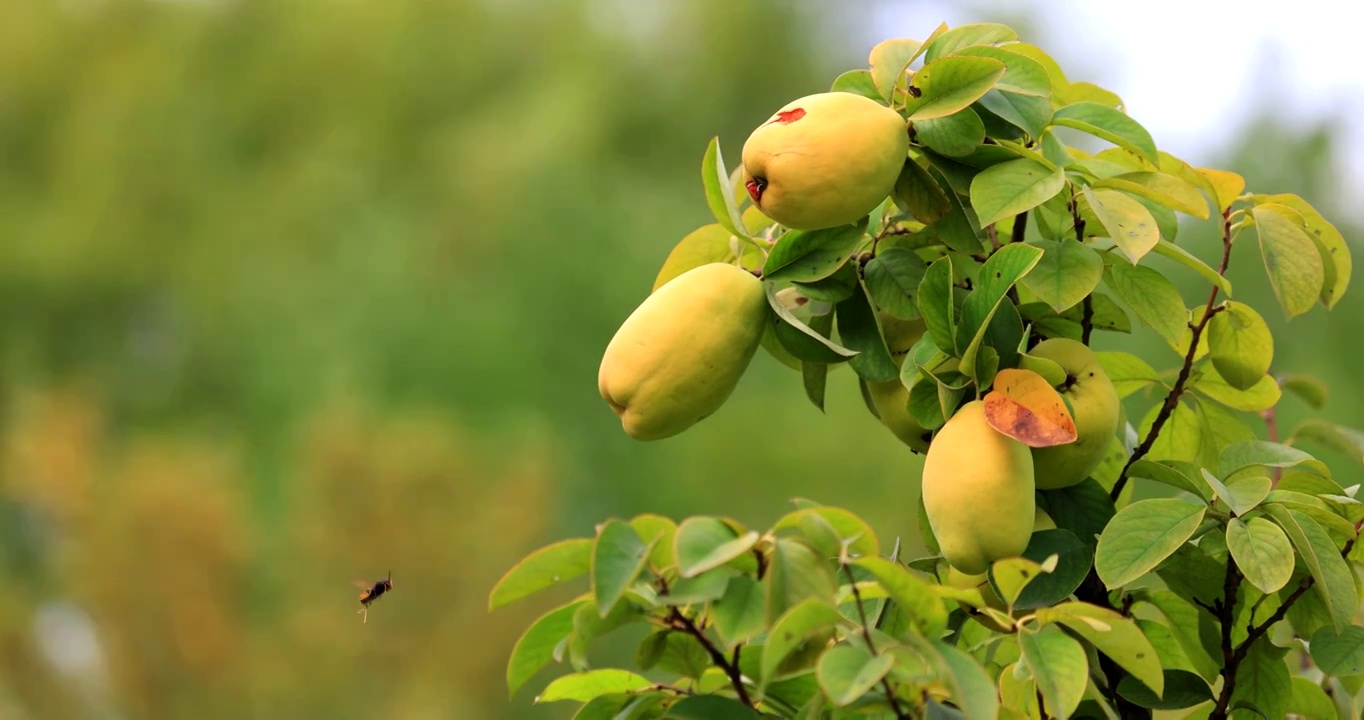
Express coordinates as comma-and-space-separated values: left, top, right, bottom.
354, 571, 393, 624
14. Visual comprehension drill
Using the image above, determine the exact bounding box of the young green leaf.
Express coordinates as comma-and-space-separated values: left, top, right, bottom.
1019, 238, 1104, 313
674, 517, 759, 579
997, 662, 1041, 719
968, 157, 1066, 227
766, 537, 839, 626
1207, 301, 1273, 391
954, 46, 1052, 138
915, 109, 987, 158
535, 668, 653, 704
760, 598, 844, 685
1102, 260, 1187, 347
1226, 517, 1295, 594
489, 538, 593, 611
1251, 203, 1326, 320
1057, 81, 1124, 109
1200, 468, 1272, 518
1250, 192, 1352, 309
1014, 529, 1093, 610
869, 38, 923, 102
918, 255, 957, 352
893, 158, 953, 225
1036, 601, 1164, 696
905, 56, 1007, 121
923, 21, 1019, 62
1148, 240, 1233, 297
1019, 624, 1089, 720
1094, 498, 1206, 588
829, 70, 883, 102
1309, 625, 1364, 677
851, 556, 949, 639
591, 520, 655, 616
1264, 506, 1358, 632
1051, 102, 1158, 163
1017, 352, 1068, 387
1082, 186, 1159, 263
955, 243, 1044, 370
816, 644, 896, 707
701, 137, 749, 241
865, 248, 928, 320
1092, 171, 1209, 219
507, 598, 587, 697
763, 221, 868, 284
837, 279, 901, 383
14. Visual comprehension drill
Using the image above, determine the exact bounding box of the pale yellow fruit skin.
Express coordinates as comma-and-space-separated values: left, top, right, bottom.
1028, 338, 1121, 490
598, 263, 768, 441
741, 92, 909, 231
921, 400, 1035, 576
944, 507, 1057, 627
868, 314, 931, 453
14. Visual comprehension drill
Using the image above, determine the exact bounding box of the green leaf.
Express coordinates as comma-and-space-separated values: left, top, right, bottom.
1020, 624, 1089, 720
932, 639, 1000, 720
1116, 670, 1213, 710
1092, 171, 1209, 220
663, 695, 762, 719
893, 159, 952, 225
954, 46, 1052, 138
764, 282, 859, 360
1191, 369, 1280, 413
1095, 351, 1162, 400
490, 538, 593, 611
766, 537, 839, 626
1040, 478, 1116, 548
987, 556, 1048, 610
869, 38, 923, 102
1229, 638, 1291, 720
1250, 193, 1352, 309
1207, 301, 1273, 391
1103, 260, 1187, 346
567, 599, 641, 671
507, 598, 586, 697
906, 56, 1007, 121
837, 279, 901, 383
792, 261, 859, 304
661, 567, 735, 607
1036, 601, 1164, 697
772, 505, 881, 561
1141, 590, 1222, 683
591, 520, 654, 616
1310, 625, 1364, 677
701, 137, 749, 241
1286, 676, 1339, 720
955, 243, 1043, 374
1095, 498, 1206, 588
1269, 507, 1360, 633
653, 224, 754, 291
1051, 102, 1158, 164
1126, 460, 1211, 500
918, 255, 957, 352
1019, 238, 1103, 313
802, 360, 828, 413
763, 221, 868, 284
1219, 440, 1330, 480
923, 22, 1019, 62
535, 669, 653, 704
829, 70, 883, 102
656, 632, 710, 680
1290, 419, 1364, 465
1150, 243, 1231, 301
915, 109, 987, 158
631, 514, 678, 574
1083, 186, 1159, 263
674, 517, 759, 579
816, 644, 895, 707
851, 556, 949, 639
1014, 529, 1093, 610
968, 158, 1066, 227
760, 598, 843, 684
1280, 373, 1328, 409
865, 248, 928, 320
1226, 517, 1294, 594
1201, 469, 1272, 518
711, 574, 767, 648
1252, 203, 1326, 320
1018, 352, 1068, 387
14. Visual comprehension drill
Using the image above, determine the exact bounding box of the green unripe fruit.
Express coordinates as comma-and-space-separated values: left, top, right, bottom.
740, 92, 909, 231
921, 400, 1035, 576
598, 263, 768, 441
1028, 338, 1121, 490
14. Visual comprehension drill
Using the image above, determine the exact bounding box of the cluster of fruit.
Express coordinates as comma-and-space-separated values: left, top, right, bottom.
596, 89, 1120, 586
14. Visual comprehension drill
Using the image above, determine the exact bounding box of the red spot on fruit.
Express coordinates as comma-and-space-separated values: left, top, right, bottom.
745, 177, 766, 203
767, 108, 806, 125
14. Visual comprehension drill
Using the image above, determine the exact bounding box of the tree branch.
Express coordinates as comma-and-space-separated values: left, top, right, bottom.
1110, 209, 1235, 502
1011, 211, 1028, 245
668, 608, 754, 708
1081, 295, 1095, 345
842, 565, 911, 719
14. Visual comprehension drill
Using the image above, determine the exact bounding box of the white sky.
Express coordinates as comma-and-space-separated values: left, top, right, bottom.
854, 0, 1364, 222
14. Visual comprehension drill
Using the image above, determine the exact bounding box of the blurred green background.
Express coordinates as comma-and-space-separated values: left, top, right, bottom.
0, 1, 1360, 718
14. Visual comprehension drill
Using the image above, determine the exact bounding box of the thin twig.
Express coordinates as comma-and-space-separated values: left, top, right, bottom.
1110, 209, 1236, 502
842, 565, 910, 720
1011, 211, 1028, 245
1081, 295, 1095, 345
668, 609, 754, 708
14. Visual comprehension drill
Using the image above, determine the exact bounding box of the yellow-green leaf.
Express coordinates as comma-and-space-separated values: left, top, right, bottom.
905, 56, 1007, 121
1251, 203, 1326, 320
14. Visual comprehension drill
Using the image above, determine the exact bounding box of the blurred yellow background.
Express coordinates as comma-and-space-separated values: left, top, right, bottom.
1, 1, 1361, 718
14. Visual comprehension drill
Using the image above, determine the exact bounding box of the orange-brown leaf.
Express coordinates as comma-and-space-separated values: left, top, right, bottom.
984, 368, 1077, 448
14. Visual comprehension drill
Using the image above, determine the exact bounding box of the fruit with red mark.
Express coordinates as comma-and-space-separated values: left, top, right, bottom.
1027, 338, 1121, 490
740, 92, 908, 231
598, 263, 769, 441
